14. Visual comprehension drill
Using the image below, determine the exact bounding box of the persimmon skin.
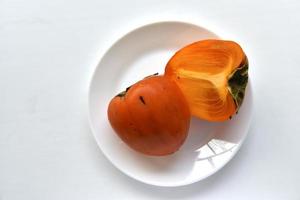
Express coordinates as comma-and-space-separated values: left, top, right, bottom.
107, 76, 190, 156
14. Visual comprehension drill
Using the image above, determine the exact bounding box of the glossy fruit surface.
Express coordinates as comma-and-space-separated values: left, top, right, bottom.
107, 75, 190, 156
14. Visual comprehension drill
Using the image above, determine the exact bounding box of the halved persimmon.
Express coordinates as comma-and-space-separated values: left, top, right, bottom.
165, 39, 248, 121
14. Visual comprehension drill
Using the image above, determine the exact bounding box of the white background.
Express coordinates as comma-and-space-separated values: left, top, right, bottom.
1, 0, 300, 199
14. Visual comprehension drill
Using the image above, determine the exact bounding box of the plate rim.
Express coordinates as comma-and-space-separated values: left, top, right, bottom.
87, 20, 253, 187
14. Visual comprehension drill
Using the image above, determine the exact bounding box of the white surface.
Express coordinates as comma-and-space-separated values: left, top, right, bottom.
88, 21, 253, 186
0, 0, 300, 199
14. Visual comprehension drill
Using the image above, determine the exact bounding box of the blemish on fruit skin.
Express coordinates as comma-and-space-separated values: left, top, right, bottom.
139, 96, 146, 105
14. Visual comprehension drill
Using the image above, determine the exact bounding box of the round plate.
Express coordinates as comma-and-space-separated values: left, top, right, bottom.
89, 21, 253, 187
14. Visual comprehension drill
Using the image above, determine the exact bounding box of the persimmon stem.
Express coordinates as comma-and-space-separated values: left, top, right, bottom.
116, 86, 131, 98
116, 73, 159, 98
144, 72, 159, 79
228, 57, 249, 109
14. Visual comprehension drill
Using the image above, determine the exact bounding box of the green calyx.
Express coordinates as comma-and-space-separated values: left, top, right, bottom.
116, 86, 131, 98
227, 57, 249, 110
116, 73, 159, 98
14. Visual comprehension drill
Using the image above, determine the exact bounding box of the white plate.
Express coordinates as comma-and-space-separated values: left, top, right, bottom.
88, 21, 253, 187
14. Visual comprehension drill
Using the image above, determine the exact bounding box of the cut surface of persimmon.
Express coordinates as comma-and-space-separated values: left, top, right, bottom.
107, 75, 190, 156
165, 39, 248, 121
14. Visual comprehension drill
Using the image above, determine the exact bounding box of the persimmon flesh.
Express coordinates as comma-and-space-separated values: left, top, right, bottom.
165, 39, 248, 121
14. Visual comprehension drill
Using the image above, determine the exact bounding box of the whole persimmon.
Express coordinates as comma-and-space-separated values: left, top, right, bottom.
107, 75, 190, 156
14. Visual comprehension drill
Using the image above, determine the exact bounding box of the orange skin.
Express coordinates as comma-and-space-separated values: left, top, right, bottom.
107, 76, 190, 156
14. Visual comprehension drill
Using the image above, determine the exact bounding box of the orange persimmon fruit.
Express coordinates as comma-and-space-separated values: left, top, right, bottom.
165, 39, 248, 121
107, 75, 190, 156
